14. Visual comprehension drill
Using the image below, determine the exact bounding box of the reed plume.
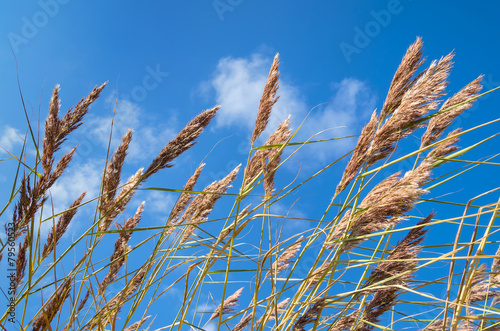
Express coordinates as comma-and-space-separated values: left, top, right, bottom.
42, 191, 86, 259
99, 202, 145, 294
124, 315, 151, 331
367, 50, 453, 166
380, 37, 425, 120
145, 106, 219, 178
12, 83, 106, 240
337, 110, 378, 193
32, 278, 72, 331
209, 287, 244, 322
292, 298, 327, 331
180, 164, 240, 243
15, 235, 28, 291
421, 76, 483, 147
366, 213, 433, 288
267, 236, 302, 277
99, 168, 143, 232
257, 298, 290, 325
2, 37, 497, 331
251, 53, 280, 145
233, 314, 253, 331
245, 116, 290, 191
329, 159, 432, 251
263, 116, 291, 198
169, 163, 205, 225
101, 129, 132, 210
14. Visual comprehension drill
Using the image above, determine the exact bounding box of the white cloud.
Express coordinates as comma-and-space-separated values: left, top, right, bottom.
49, 160, 102, 203
143, 190, 176, 216
203, 53, 305, 137
298, 78, 377, 161
198, 53, 377, 161
0, 126, 23, 154
205, 323, 217, 331
81, 96, 177, 162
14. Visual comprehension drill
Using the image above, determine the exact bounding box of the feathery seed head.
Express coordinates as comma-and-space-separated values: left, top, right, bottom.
145, 106, 218, 178
209, 287, 244, 321
251, 53, 280, 144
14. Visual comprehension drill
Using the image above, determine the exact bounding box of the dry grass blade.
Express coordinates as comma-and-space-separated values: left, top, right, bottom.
251, 53, 280, 144
209, 287, 244, 322
145, 106, 219, 178
42, 191, 86, 259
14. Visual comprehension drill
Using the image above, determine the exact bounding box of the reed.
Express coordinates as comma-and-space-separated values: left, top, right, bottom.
1, 37, 499, 331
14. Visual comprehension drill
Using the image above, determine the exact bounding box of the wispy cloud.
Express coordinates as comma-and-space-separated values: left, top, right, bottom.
142, 190, 176, 216
198, 52, 377, 161
200, 53, 304, 138
299, 78, 377, 161
0, 125, 23, 154
78, 95, 178, 162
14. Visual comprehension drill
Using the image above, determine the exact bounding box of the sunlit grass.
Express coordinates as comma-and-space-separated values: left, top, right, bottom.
1, 37, 500, 331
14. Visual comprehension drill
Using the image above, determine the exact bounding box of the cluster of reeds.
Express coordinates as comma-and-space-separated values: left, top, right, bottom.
1, 37, 499, 330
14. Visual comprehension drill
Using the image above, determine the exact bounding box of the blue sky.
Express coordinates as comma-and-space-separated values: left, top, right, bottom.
1, 1, 500, 330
